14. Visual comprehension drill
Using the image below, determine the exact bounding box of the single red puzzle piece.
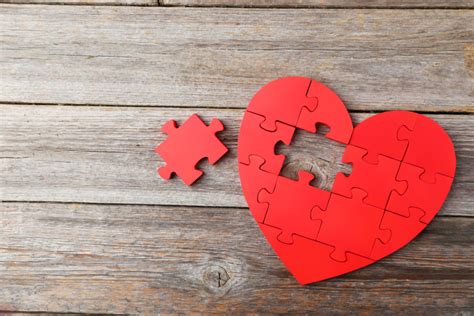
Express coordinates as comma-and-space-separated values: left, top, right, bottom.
259, 223, 374, 284
312, 189, 390, 262
247, 77, 317, 131
296, 80, 353, 144
349, 110, 417, 164
155, 114, 228, 186
259, 170, 330, 244
386, 162, 453, 224
398, 114, 456, 182
333, 144, 407, 209
238, 111, 295, 175
371, 208, 426, 261
238, 156, 278, 223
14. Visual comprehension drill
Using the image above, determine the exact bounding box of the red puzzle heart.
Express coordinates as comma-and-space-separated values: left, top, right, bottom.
238, 77, 456, 284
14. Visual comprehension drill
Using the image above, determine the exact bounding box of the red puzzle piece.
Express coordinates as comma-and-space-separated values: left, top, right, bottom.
238, 156, 278, 223
333, 144, 407, 209
237, 77, 456, 285
398, 114, 456, 182
247, 77, 317, 131
387, 162, 453, 224
259, 171, 330, 244
259, 223, 374, 285
238, 111, 295, 175
349, 110, 417, 164
297, 80, 353, 144
371, 208, 427, 261
312, 189, 390, 262
156, 114, 228, 186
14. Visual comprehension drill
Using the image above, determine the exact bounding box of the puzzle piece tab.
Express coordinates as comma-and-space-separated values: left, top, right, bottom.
398, 114, 456, 182
247, 77, 317, 131
371, 208, 427, 261
238, 156, 278, 223
312, 189, 390, 262
296, 80, 353, 144
155, 114, 228, 186
259, 171, 330, 244
387, 162, 453, 224
333, 144, 407, 209
349, 110, 417, 164
238, 111, 295, 175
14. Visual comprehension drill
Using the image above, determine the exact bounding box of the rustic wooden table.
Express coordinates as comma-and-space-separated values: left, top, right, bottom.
1, 0, 473, 314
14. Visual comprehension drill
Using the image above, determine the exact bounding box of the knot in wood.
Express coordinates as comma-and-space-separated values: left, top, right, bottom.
202, 265, 230, 291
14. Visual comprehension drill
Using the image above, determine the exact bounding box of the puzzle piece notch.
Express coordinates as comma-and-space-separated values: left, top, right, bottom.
156, 114, 228, 186
238, 155, 278, 223
259, 170, 330, 244
397, 114, 456, 183
349, 110, 418, 164
387, 162, 453, 224
333, 144, 407, 210
371, 207, 427, 261
296, 80, 353, 144
247, 77, 318, 132
312, 189, 390, 262
238, 111, 295, 175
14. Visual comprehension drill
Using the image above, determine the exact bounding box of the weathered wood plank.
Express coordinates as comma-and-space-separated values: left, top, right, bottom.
161, 0, 474, 8
0, 202, 472, 314
1, 5, 473, 111
0, 0, 157, 5
1, 105, 472, 216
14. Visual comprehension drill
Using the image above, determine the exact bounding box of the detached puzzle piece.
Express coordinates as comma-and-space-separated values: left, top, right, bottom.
259, 170, 330, 244
238, 156, 278, 223
387, 162, 453, 224
349, 110, 417, 164
312, 189, 390, 262
297, 80, 353, 144
333, 144, 407, 209
371, 208, 427, 261
238, 111, 295, 175
155, 114, 228, 186
398, 114, 456, 182
247, 77, 317, 131
259, 223, 374, 284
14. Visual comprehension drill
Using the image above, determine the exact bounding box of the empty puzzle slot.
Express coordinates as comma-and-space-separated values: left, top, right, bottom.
276, 124, 352, 191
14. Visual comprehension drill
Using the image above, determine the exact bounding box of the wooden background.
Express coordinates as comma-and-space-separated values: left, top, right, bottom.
1, 0, 473, 314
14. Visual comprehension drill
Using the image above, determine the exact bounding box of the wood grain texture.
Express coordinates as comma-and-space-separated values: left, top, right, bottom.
1, 105, 472, 216
1, 5, 473, 111
161, 0, 474, 8
0, 202, 472, 314
0, 0, 157, 4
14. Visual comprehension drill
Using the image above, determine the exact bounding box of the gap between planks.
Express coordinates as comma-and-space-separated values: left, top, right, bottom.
1, 1, 473, 8
0, 200, 471, 219
1, 102, 473, 115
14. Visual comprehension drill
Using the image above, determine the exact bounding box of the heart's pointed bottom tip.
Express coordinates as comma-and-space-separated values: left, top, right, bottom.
259, 224, 376, 285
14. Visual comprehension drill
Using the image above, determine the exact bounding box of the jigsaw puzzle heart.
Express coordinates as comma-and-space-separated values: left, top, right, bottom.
238, 77, 456, 284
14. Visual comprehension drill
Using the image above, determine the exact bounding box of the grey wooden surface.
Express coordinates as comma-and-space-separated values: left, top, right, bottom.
0, 2, 473, 315
0, 203, 472, 314
1, 105, 473, 214
1, 6, 473, 112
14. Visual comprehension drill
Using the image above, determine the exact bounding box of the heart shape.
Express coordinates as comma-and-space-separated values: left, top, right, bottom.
238, 77, 456, 284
